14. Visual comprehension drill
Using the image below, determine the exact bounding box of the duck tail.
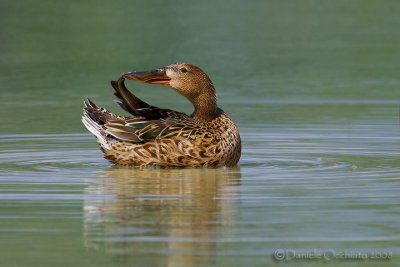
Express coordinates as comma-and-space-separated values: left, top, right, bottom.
82, 99, 111, 150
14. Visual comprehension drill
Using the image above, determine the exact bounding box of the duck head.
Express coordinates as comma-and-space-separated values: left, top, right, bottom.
123, 63, 218, 121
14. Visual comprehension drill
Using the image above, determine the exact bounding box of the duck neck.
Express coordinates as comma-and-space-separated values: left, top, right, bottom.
192, 88, 218, 122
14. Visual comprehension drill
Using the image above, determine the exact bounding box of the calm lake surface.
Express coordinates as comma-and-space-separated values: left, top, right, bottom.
1, 1, 399, 266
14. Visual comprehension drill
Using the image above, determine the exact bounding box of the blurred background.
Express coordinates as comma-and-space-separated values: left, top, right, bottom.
0, 1, 399, 267
1, 0, 399, 133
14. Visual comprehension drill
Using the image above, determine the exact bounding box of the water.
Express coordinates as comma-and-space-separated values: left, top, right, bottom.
1, 1, 400, 266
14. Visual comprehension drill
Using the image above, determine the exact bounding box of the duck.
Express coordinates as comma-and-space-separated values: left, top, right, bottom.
82, 63, 241, 168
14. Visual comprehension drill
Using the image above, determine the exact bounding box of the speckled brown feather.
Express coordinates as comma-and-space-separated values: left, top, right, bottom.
82, 64, 241, 168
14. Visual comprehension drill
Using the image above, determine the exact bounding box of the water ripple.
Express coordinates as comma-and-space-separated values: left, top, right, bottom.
0, 126, 399, 258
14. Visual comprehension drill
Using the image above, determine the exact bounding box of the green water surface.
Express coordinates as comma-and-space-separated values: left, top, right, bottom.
0, 1, 399, 266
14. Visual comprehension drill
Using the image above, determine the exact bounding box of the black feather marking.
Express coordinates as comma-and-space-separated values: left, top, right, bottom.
83, 99, 117, 124
84, 98, 98, 109
111, 77, 152, 116
113, 99, 131, 114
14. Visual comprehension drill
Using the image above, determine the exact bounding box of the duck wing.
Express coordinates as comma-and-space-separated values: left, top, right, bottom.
111, 77, 185, 120
84, 77, 192, 144
104, 116, 192, 143
111, 77, 151, 116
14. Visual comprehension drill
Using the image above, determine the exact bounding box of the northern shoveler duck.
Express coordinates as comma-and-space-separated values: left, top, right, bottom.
82, 63, 241, 168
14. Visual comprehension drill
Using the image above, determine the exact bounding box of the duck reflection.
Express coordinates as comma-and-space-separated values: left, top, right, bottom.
84, 167, 241, 266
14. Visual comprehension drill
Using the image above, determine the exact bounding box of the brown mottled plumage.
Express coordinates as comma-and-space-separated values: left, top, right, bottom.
82, 63, 241, 168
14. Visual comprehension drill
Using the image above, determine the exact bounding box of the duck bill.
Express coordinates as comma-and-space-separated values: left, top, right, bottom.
122, 68, 171, 85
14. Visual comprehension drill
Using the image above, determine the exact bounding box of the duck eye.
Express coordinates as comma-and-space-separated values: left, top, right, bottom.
180, 68, 188, 73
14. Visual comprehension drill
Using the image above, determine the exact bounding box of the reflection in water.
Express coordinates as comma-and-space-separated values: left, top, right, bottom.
84, 167, 241, 266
